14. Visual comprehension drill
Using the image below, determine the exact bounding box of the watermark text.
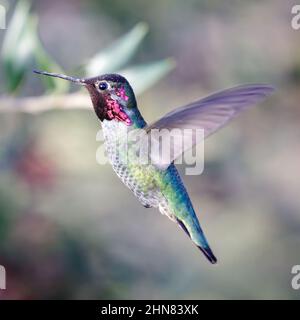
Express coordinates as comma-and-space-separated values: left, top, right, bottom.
96, 126, 205, 175
0, 265, 6, 290
291, 265, 300, 290
0, 3, 6, 30
291, 5, 300, 30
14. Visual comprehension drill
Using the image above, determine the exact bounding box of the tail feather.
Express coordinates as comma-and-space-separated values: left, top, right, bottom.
176, 218, 217, 264
198, 246, 217, 264
176, 218, 191, 238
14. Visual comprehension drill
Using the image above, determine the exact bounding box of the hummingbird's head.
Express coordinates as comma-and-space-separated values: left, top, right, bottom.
34, 71, 137, 126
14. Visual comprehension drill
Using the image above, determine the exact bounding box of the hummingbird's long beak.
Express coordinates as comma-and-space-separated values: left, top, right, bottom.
33, 70, 86, 85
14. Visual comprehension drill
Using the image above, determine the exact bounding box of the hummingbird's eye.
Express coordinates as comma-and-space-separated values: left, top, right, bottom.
98, 82, 108, 91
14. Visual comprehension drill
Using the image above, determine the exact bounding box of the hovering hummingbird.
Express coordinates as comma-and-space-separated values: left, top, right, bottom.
34, 70, 274, 264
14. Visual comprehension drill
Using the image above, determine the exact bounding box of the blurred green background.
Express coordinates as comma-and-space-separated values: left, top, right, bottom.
0, 0, 300, 299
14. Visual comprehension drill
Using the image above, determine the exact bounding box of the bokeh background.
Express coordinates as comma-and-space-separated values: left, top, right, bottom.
0, 0, 300, 299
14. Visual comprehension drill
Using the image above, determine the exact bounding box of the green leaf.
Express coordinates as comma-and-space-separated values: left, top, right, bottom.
119, 58, 176, 95
34, 34, 70, 94
1, 0, 35, 93
1, 0, 68, 94
85, 22, 149, 77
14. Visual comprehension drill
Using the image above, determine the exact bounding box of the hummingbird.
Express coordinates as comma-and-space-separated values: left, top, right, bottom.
34, 70, 274, 264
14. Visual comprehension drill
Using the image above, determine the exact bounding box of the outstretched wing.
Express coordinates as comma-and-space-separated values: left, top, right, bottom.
145, 84, 275, 170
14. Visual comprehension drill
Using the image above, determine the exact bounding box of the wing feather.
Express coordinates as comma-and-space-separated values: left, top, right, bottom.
144, 84, 275, 169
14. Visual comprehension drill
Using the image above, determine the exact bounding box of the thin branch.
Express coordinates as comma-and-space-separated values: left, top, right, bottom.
0, 92, 92, 114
